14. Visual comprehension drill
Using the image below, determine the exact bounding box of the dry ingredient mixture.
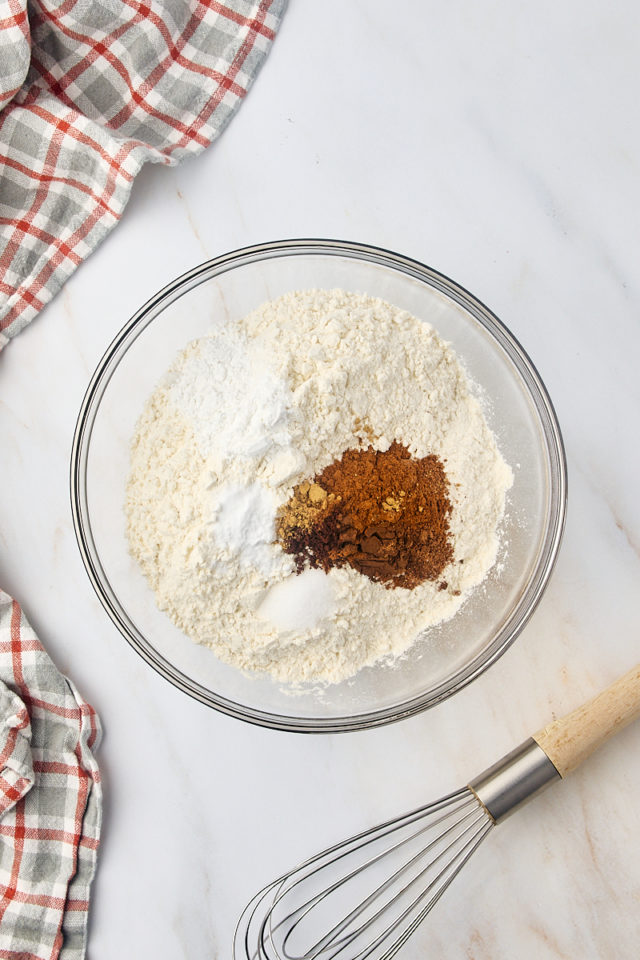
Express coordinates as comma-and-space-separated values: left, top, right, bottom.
126, 289, 513, 685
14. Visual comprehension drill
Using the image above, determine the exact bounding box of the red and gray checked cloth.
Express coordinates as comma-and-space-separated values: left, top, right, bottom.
0, 590, 101, 959
0, 0, 287, 346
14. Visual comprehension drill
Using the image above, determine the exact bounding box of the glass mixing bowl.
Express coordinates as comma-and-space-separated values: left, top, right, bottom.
71, 240, 566, 732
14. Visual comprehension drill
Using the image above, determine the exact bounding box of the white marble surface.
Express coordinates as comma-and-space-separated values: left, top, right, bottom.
1, 0, 640, 956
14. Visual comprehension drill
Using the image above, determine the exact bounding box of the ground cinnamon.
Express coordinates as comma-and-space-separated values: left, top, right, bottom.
277, 441, 453, 589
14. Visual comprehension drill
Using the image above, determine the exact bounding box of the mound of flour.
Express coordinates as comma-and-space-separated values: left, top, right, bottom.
126, 289, 513, 685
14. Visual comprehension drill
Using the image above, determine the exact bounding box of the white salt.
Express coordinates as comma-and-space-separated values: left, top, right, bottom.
256, 568, 336, 634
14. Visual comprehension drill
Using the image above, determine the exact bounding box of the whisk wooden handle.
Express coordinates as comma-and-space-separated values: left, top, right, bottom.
533, 664, 640, 777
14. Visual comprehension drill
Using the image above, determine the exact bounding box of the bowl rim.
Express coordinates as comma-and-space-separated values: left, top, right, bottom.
70, 238, 567, 733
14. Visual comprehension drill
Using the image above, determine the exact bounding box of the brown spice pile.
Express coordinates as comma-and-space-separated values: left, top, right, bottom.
277, 441, 453, 589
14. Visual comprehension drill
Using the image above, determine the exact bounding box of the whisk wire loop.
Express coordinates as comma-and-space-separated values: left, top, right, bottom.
278, 800, 489, 959
366, 815, 494, 960
235, 789, 494, 960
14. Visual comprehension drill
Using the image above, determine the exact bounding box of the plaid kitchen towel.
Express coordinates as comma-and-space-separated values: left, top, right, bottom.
0, 589, 102, 959
0, 0, 287, 345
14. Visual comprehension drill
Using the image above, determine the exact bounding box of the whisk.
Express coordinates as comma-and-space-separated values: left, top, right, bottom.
234, 663, 640, 960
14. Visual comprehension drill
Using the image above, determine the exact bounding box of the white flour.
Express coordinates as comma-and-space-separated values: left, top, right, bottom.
126, 289, 513, 685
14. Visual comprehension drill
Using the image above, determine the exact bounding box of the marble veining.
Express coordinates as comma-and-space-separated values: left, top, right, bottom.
1, 1, 639, 957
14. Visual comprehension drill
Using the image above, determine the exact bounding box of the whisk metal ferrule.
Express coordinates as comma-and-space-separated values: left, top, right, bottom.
468, 738, 560, 824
